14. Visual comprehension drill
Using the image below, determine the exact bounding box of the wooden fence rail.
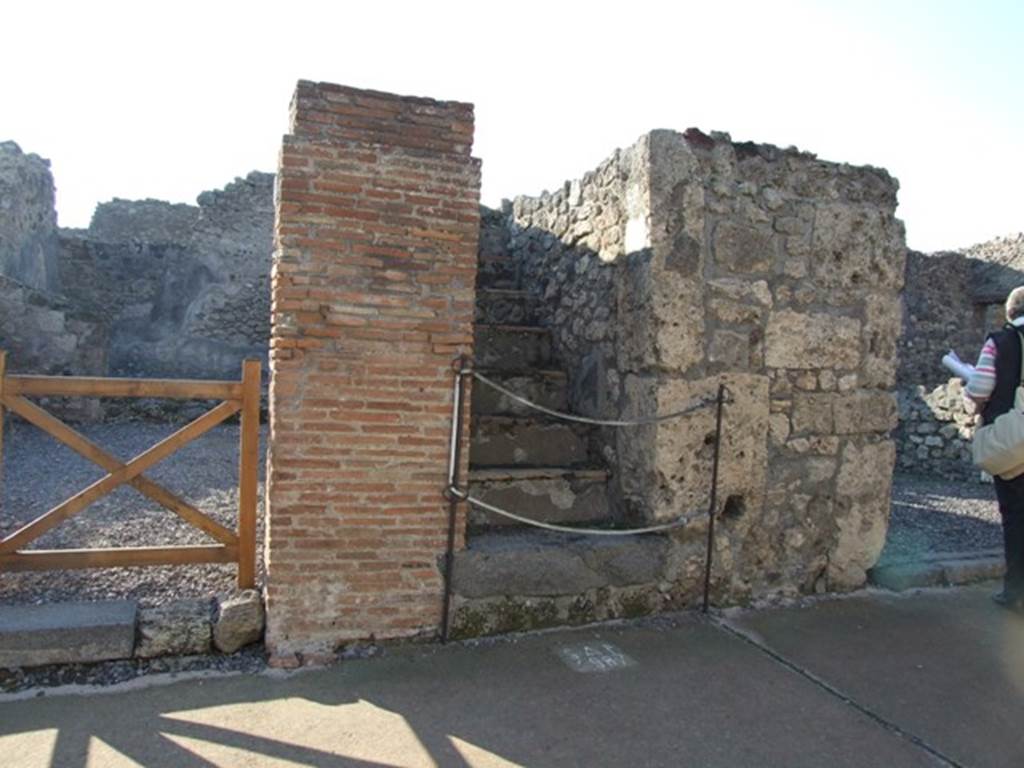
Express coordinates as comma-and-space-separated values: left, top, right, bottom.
0, 351, 260, 588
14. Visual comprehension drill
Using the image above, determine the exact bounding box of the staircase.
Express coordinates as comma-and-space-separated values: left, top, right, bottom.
468, 211, 613, 533
447, 209, 673, 639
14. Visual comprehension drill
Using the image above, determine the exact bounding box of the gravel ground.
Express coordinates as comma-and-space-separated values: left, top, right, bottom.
0, 647, 267, 695
880, 472, 1003, 565
0, 422, 267, 607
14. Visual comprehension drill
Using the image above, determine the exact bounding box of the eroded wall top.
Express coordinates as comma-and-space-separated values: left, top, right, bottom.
0, 141, 60, 292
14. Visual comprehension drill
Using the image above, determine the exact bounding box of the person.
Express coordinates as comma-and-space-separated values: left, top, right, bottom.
967, 285, 1024, 610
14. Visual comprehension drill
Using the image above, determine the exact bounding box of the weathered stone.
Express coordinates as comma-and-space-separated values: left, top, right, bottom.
869, 562, 945, 591
836, 440, 896, 499
136, 600, 212, 658
0, 142, 60, 292
829, 495, 890, 589
765, 310, 862, 370
713, 220, 774, 273
574, 537, 668, 586
833, 391, 898, 434
811, 204, 905, 291
213, 591, 265, 654
453, 537, 606, 598
0, 601, 136, 668
791, 393, 834, 434
708, 330, 750, 369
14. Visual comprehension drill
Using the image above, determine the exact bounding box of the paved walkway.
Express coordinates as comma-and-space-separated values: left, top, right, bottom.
2, 584, 1023, 767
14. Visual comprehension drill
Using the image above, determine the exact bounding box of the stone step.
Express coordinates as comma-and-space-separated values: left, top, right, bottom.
470, 416, 591, 467
0, 600, 137, 668
471, 369, 569, 417
466, 467, 611, 530
475, 288, 540, 326
477, 255, 518, 290
452, 529, 669, 599
474, 324, 552, 370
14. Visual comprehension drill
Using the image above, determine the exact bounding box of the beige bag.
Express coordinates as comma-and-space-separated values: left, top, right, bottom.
972, 331, 1024, 480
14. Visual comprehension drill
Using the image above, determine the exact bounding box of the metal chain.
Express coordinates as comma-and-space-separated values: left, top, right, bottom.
469, 370, 723, 427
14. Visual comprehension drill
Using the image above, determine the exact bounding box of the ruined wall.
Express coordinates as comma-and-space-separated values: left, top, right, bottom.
0, 274, 108, 420
507, 129, 905, 599
58, 173, 273, 380
0, 137, 274, 396
899, 251, 982, 389
895, 234, 1024, 478
0, 142, 60, 292
265, 81, 480, 661
0, 274, 107, 376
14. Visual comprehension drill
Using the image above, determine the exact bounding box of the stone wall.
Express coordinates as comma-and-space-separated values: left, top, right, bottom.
896, 379, 976, 479
0, 142, 60, 292
895, 234, 1024, 479
0, 274, 107, 376
506, 128, 905, 598
58, 173, 273, 380
265, 81, 480, 662
899, 251, 982, 390
0, 274, 108, 420
0, 140, 273, 402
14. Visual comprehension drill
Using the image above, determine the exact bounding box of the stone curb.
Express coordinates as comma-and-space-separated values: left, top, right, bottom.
869, 550, 1004, 592
1, 592, 266, 670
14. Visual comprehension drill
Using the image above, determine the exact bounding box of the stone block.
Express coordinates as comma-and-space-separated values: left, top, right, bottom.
708, 330, 750, 369
833, 391, 898, 434
576, 537, 669, 586
467, 469, 610, 530
942, 557, 1004, 586
712, 220, 774, 273
765, 310, 861, 370
836, 440, 896, 499
869, 562, 945, 591
471, 418, 589, 467
643, 374, 769, 520
453, 538, 605, 598
136, 600, 212, 658
452, 532, 670, 601
792, 393, 834, 434
214, 591, 265, 654
0, 600, 136, 668
829, 496, 890, 589
811, 203, 905, 291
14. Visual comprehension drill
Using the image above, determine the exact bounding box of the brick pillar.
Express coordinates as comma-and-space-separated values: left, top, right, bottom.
265, 81, 480, 662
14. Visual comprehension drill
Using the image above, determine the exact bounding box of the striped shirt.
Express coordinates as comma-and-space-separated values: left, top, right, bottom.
966, 316, 1024, 402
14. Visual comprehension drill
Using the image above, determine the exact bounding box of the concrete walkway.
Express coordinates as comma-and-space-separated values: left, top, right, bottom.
1, 584, 1023, 767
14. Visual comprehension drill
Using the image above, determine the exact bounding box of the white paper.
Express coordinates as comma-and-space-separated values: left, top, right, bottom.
942, 350, 975, 382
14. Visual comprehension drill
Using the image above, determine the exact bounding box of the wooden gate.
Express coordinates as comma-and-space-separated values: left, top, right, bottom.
0, 352, 260, 588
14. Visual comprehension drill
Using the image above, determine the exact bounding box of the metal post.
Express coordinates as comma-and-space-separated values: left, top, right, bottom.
702, 383, 726, 614
441, 356, 468, 643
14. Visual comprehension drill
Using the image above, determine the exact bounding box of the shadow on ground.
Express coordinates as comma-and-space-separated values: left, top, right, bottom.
0, 614, 944, 768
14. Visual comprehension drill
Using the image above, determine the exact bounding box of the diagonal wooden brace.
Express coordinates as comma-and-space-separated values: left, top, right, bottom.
0, 395, 238, 546
0, 399, 241, 554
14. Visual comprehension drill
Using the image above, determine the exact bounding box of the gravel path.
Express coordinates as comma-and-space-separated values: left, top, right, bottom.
0, 422, 266, 607
880, 472, 1003, 565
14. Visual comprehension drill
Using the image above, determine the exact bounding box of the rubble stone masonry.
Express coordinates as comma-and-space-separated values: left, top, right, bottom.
264, 82, 480, 660
508, 129, 905, 599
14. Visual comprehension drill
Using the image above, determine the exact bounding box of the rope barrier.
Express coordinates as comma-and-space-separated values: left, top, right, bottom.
469, 370, 724, 427
458, 489, 698, 536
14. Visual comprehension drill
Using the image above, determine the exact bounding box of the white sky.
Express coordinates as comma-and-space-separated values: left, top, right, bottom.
2, 0, 1020, 252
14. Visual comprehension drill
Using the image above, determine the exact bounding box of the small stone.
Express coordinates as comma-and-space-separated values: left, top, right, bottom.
213, 591, 265, 654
